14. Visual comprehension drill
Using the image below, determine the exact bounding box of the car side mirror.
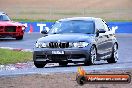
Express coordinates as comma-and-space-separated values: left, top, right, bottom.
98, 29, 106, 33
41, 30, 48, 34
96, 29, 106, 37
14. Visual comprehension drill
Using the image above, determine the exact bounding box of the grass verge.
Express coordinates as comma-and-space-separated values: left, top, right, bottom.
12, 18, 57, 22
0, 48, 32, 65
12, 18, 132, 22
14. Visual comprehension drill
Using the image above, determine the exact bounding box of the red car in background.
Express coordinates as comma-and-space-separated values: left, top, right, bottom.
0, 12, 25, 40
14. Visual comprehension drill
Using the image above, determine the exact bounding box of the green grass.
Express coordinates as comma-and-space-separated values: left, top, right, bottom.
12, 18, 57, 22
0, 49, 32, 65
12, 18, 132, 22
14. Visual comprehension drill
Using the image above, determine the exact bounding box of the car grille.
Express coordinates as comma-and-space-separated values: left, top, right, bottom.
5, 26, 16, 32
0, 26, 4, 32
49, 42, 69, 48
36, 55, 46, 59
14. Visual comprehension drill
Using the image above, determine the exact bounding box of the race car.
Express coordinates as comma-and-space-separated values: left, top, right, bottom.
33, 17, 118, 68
0, 12, 26, 40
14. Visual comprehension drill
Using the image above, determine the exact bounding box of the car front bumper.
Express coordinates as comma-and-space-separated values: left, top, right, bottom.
33, 47, 91, 63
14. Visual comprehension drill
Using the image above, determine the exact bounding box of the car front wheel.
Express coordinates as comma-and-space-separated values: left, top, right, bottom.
107, 43, 118, 63
34, 61, 46, 68
84, 45, 97, 66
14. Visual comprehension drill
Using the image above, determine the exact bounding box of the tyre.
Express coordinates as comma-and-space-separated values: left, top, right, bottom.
107, 43, 118, 63
34, 61, 46, 68
16, 36, 23, 40
84, 45, 97, 66
59, 62, 68, 66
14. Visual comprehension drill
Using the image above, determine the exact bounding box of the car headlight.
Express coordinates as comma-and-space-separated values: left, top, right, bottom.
73, 42, 89, 48
35, 42, 41, 48
22, 26, 26, 30
41, 43, 47, 48
35, 42, 47, 48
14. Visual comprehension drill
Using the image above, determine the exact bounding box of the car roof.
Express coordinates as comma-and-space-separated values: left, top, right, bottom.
58, 17, 102, 22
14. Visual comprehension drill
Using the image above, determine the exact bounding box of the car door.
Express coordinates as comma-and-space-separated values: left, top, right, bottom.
95, 19, 107, 58
102, 20, 113, 55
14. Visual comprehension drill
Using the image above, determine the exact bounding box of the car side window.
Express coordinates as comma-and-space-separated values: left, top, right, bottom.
0, 14, 10, 21
95, 19, 105, 30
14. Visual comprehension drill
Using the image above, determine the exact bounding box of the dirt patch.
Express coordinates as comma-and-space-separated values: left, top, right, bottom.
0, 69, 131, 88
0, 0, 132, 20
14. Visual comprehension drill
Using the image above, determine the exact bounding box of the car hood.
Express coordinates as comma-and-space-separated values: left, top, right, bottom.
0, 21, 23, 26
38, 33, 94, 42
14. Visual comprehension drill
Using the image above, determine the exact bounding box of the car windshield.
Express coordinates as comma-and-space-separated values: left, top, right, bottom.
0, 15, 10, 21
49, 20, 95, 34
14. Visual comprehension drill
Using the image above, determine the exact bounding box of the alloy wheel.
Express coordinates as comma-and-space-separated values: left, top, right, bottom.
90, 46, 97, 64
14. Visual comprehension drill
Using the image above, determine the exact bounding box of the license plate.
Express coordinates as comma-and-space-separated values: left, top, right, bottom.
52, 51, 64, 54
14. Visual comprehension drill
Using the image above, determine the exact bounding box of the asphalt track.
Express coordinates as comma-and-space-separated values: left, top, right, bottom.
0, 33, 132, 76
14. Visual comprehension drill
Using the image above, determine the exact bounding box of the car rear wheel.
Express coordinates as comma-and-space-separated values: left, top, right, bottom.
84, 45, 97, 66
34, 61, 46, 68
107, 43, 118, 63
59, 62, 68, 66
16, 36, 23, 40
